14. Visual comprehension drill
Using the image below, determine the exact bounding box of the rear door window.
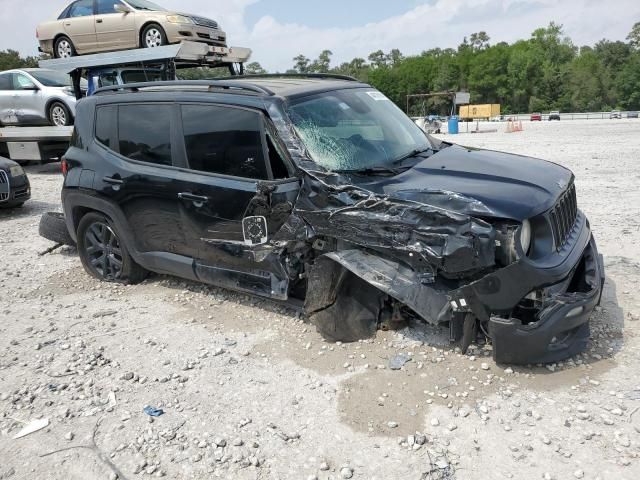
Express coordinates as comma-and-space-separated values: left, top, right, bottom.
180, 104, 269, 180
117, 104, 173, 166
68, 0, 95, 17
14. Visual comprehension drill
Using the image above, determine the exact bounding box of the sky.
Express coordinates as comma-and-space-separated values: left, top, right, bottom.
1, 0, 639, 71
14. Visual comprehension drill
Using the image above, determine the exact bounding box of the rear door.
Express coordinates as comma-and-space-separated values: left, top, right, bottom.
93, 102, 194, 259
95, 0, 136, 50
174, 102, 300, 299
11, 73, 47, 124
63, 0, 98, 52
0, 73, 15, 125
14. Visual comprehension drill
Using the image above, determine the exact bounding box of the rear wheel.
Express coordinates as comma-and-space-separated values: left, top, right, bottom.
77, 212, 148, 284
141, 24, 167, 48
48, 102, 72, 127
54, 36, 76, 58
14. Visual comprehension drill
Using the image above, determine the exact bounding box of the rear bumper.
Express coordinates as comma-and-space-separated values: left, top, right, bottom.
38, 40, 54, 56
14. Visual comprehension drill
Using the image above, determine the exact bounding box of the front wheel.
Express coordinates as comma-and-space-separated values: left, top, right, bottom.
141, 24, 167, 48
48, 102, 72, 127
77, 212, 148, 284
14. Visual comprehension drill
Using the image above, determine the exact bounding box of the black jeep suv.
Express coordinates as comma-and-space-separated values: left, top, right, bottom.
60, 75, 604, 364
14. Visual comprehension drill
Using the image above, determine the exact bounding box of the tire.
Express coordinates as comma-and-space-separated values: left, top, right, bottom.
39, 212, 76, 246
309, 271, 385, 342
141, 23, 167, 49
48, 102, 72, 127
77, 212, 148, 284
54, 36, 76, 58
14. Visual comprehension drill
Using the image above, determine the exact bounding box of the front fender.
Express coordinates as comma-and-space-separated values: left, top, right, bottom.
321, 249, 452, 324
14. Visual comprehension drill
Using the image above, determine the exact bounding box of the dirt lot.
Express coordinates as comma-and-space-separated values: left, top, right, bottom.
1, 119, 639, 480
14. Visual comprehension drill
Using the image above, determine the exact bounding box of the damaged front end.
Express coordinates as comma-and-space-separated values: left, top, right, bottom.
265, 92, 604, 365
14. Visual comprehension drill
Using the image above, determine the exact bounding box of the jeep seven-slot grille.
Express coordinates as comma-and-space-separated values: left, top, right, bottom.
0, 170, 9, 203
549, 183, 577, 250
191, 16, 219, 29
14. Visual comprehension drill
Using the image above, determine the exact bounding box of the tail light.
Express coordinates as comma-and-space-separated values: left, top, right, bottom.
61, 157, 68, 176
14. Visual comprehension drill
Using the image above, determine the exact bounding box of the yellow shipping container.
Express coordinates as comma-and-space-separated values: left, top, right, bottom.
459, 104, 501, 119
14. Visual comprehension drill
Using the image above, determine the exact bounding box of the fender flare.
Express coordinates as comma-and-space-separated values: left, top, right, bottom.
62, 190, 142, 262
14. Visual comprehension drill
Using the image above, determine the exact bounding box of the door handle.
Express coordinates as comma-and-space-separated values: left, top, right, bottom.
103, 176, 124, 185
96, 18, 103, 23
178, 192, 209, 204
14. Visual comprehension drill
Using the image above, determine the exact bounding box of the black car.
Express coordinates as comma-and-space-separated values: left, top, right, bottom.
0, 156, 31, 207
59, 76, 604, 364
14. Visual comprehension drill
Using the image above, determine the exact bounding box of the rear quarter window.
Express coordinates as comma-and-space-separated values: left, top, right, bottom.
95, 105, 117, 149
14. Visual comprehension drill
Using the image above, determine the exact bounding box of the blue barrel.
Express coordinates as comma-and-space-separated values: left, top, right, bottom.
448, 116, 459, 134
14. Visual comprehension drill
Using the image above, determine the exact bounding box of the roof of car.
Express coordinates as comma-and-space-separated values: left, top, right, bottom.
223, 76, 370, 99
93, 75, 374, 101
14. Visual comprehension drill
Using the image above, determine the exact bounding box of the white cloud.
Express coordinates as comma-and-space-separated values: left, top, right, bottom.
1, 0, 638, 71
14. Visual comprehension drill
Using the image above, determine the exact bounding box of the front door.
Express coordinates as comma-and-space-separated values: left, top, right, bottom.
94, 0, 137, 50
174, 103, 299, 299
63, 0, 98, 52
11, 73, 46, 124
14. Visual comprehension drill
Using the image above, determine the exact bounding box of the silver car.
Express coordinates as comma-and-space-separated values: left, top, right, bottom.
0, 69, 83, 126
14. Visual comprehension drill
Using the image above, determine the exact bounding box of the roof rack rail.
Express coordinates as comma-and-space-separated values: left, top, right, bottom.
221, 73, 360, 82
93, 80, 274, 96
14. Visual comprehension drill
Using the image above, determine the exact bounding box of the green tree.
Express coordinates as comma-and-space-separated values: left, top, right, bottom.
244, 62, 267, 75
616, 53, 640, 109
627, 21, 640, 50
292, 54, 311, 73
368, 50, 387, 68
0, 50, 38, 70
310, 50, 333, 73
284, 21, 638, 114
469, 31, 490, 51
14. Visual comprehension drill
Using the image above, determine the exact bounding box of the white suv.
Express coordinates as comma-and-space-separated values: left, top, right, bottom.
0, 69, 87, 126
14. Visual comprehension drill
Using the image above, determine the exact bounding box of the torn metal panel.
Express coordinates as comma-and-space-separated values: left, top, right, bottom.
321, 250, 451, 325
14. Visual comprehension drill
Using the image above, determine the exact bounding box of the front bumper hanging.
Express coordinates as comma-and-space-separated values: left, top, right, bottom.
488, 236, 604, 364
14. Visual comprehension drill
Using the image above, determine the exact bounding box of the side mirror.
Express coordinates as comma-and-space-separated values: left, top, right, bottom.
114, 3, 131, 13
21, 84, 39, 91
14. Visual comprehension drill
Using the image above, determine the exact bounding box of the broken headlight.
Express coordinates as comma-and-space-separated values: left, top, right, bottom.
495, 220, 531, 266
519, 219, 532, 254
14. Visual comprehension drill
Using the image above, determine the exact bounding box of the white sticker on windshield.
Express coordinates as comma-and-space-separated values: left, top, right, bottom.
367, 91, 390, 101
338, 102, 350, 110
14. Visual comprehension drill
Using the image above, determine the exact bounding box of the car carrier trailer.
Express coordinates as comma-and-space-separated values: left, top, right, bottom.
0, 126, 73, 162
39, 41, 252, 98
1, 41, 252, 162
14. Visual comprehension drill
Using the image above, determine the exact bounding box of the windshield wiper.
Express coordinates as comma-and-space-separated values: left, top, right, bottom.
391, 146, 434, 166
338, 165, 401, 176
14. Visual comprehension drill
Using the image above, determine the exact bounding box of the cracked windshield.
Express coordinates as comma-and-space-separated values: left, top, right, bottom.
288, 88, 431, 172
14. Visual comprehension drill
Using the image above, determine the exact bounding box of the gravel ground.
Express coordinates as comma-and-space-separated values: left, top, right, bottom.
0, 119, 639, 480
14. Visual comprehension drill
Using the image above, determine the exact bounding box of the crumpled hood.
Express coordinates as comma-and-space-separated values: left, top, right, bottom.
352, 145, 574, 221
